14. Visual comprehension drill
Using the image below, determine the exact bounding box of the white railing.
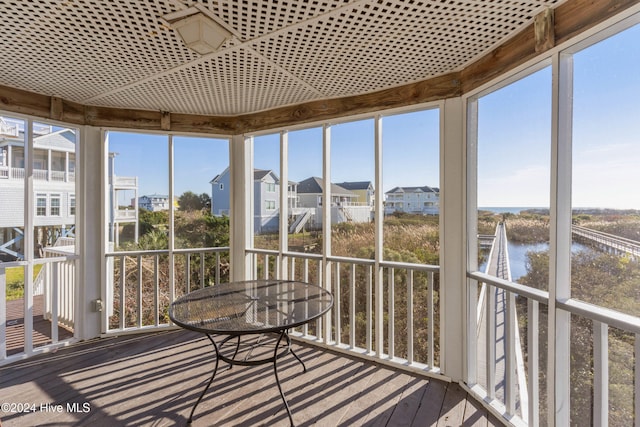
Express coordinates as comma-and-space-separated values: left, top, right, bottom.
0, 167, 75, 182
115, 209, 137, 220
246, 248, 442, 377
104, 247, 230, 335
0, 255, 78, 364
467, 270, 640, 426
113, 176, 137, 188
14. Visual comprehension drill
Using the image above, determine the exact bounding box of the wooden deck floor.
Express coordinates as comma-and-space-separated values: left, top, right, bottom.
0, 330, 503, 426
6, 296, 74, 355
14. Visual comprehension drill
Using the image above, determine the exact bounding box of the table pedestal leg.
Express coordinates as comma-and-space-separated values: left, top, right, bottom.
188, 334, 220, 424
274, 329, 296, 426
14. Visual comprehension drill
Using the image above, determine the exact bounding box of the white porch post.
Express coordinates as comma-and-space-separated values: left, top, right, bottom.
440, 97, 466, 381
230, 134, 252, 282
548, 50, 573, 426
77, 125, 102, 339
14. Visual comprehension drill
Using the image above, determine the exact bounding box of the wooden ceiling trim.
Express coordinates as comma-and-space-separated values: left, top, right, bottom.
554, 0, 639, 45
235, 73, 462, 133
461, 0, 639, 95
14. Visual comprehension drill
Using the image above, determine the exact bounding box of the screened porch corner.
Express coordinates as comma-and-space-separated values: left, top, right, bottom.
0, 329, 503, 427
2, 1, 640, 427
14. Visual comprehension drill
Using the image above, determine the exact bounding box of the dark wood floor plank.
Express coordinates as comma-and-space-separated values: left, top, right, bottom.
437, 383, 468, 427
0, 331, 494, 427
462, 395, 489, 427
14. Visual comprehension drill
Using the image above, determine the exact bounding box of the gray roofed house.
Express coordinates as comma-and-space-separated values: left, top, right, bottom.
385, 185, 439, 215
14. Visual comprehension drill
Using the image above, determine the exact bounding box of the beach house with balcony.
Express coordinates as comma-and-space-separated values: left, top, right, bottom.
0, 118, 77, 259
384, 185, 440, 215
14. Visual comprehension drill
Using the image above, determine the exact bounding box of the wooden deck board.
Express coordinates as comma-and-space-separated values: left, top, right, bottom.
0, 330, 501, 426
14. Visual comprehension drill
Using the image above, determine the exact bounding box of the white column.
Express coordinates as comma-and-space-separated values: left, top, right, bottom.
465, 97, 479, 385
279, 131, 288, 278
374, 115, 384, 357
549, 50, 573, 426
23, 119, 34, 354
440, 97, 466, 381
77, 125, 103, 339
322, 124, 332, 344
230, 134, 252, 282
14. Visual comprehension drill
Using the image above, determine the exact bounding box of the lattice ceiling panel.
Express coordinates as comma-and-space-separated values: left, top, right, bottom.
0, 0, 197, 101
250, 0, 562, 97
94, 47, 320, 115
0, 0, 565, 116
185, 0, 355, 41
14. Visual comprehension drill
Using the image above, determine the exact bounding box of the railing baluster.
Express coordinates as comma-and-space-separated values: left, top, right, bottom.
366, 264, 372, 353
154, 255, 159, 327
428, 271, 434, 368
215, 252, 220, 285
389, 267, 395, 359
350, 263, 356, 349
186, 253, 191, 294
635, 333, 640, 427
1, 266, 6, 360
594, 320, 609, 426
486, 283, 496, 398
119, 255, 126, 330
303, 258, 309, 336
51, 262, 59, 343
137, 255, 143, 328
528, 299, 539, 427
335, 262, 341, 346
264, 254, 269, 279
200, 252, 205, 288
505, 290, 516, 415
407, 269, 414, 365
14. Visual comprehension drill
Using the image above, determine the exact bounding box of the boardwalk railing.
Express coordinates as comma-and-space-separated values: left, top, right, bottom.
246, 248, 442, 377
103, 247, 230, 335
572, 225, 640, 257
469, 270, 640, 426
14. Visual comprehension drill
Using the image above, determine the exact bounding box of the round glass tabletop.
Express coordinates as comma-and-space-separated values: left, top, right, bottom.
169, 279, 333, 334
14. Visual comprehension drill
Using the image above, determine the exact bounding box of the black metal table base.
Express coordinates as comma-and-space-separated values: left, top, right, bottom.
187, 330, 305, 426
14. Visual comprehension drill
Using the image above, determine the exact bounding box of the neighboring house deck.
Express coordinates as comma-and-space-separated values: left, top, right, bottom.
0, 329, 502, 427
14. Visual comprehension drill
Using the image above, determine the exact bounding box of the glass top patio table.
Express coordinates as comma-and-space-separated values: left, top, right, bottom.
169, 279, 333, 425
169, 279, 333, 335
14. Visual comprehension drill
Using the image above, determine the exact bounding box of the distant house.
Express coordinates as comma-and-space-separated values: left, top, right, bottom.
0, 118, 78, 259
211, 168, 297, 233
138, 194, 170, 211
336, 181, 374, 206
384, 186, 440, 215
297, 177, 372, 224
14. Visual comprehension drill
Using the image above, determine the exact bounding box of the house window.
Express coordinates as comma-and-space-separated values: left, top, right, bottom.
69, 194, 76, 216
266, 182, 276, 192
36, 193, 47, 216
50, 193, 61, 216
265, 200, 276, 210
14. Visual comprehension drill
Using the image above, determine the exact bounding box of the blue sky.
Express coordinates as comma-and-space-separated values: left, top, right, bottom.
108, 22, 639, 209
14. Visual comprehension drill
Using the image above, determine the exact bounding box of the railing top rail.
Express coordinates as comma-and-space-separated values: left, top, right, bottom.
106, 246, 230, 257
468, 271, 549, 304
246, 248, 279, 256
558, 298, 640, 335
0, 260, 27, 268
34, 255, 79, 264
325, 254, 374, 265
248, 248, 439, 271
380, 259, 439, 272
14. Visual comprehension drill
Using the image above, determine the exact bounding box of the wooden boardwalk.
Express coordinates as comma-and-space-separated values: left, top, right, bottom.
0, 330, 504, 426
